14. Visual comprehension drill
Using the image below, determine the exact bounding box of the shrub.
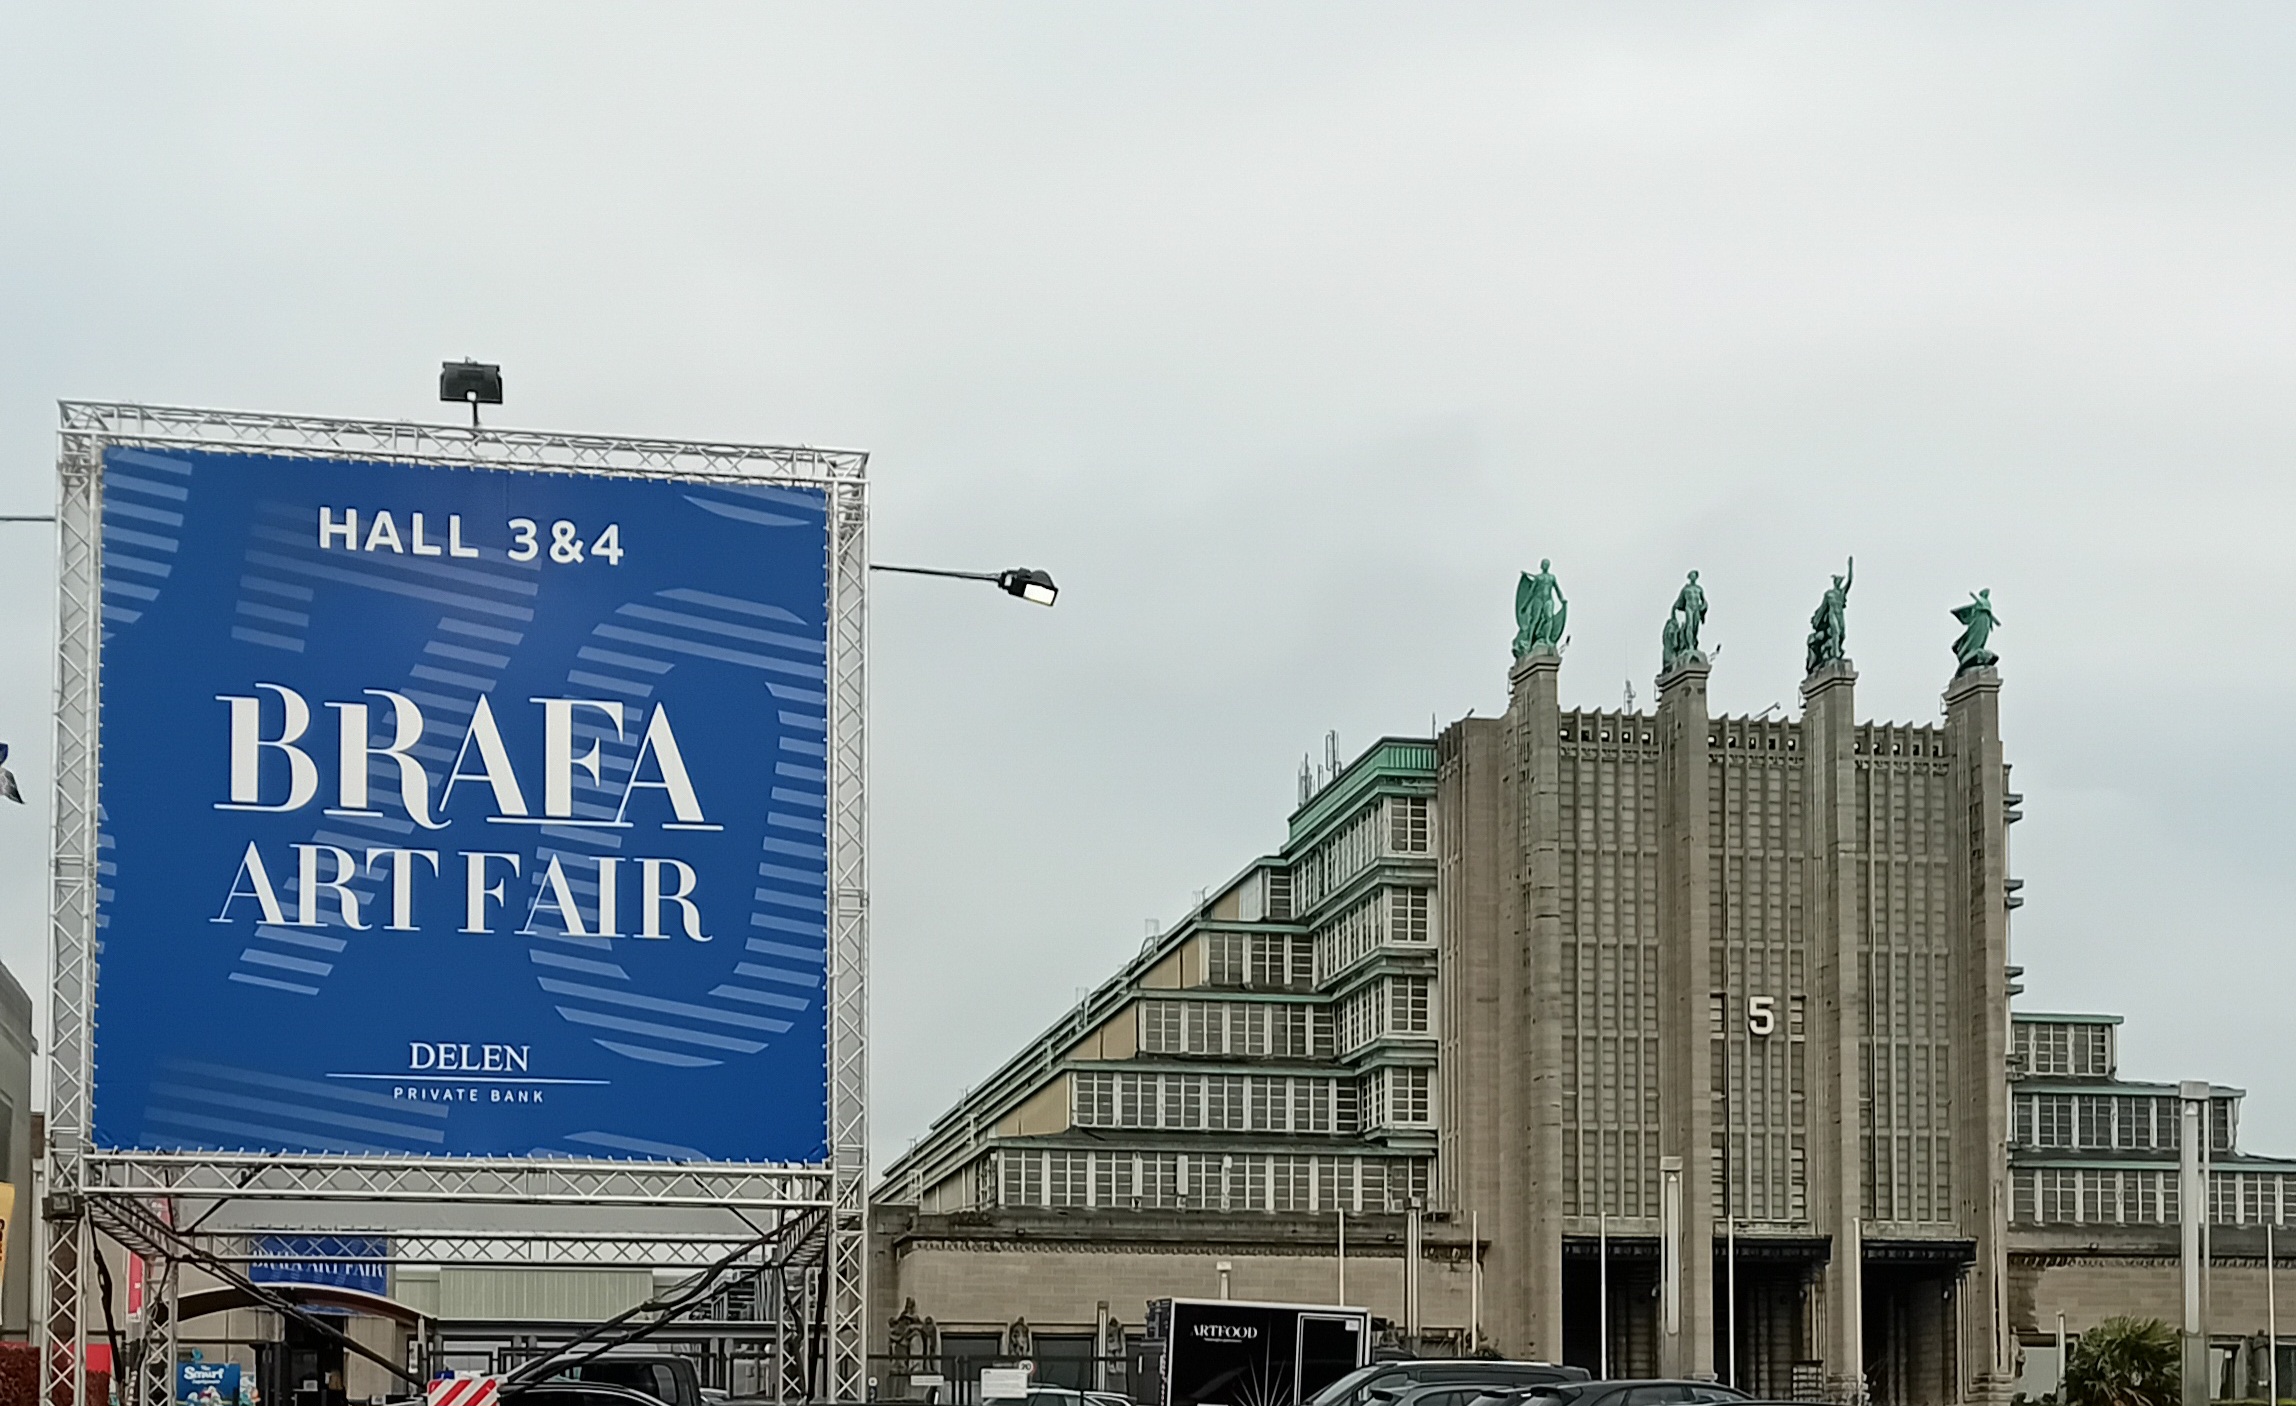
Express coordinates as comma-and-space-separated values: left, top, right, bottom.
2064, 1316, 2180, 1406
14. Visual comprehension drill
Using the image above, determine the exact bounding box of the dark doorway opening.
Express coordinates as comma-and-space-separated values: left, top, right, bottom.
1712, 1241, 1824, 1399
1561, 1236, 1658, 1379
255, 1315, 348, 1406
1861, 1245, 1970, 1406
1031, 1335, 1096, 1392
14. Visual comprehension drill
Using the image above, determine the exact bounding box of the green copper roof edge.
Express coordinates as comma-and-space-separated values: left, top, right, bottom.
2013, 1011, 2125, 1025
2013, 1081, 2243, 1097
1286, 736, 1436, 848
2011, 1155, 2296, 1171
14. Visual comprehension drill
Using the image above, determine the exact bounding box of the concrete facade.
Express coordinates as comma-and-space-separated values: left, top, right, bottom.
872, 1208, 1476, 1353
1436, 643, 2015, 1404
2001, 1010, 2296, 1401
870, 585, 2296, 1406
872, 738, 1453, 1391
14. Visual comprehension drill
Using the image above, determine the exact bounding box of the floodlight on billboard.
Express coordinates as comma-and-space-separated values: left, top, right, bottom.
72, 417, 858, 1164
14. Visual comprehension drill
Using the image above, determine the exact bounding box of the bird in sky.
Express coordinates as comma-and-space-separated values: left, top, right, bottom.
0, 743, 20, 805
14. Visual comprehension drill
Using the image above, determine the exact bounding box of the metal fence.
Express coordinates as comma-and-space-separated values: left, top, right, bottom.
868, 1354, 1142, 1405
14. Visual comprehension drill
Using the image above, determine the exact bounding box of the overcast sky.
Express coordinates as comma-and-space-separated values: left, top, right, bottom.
3, 5, 2294, 1172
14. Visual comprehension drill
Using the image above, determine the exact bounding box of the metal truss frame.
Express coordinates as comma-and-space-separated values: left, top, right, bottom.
45, 403, 869, 1406
80, 1152, 831, 1206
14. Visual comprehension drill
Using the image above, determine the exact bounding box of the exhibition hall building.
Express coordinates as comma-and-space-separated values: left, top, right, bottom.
871, 573, 2296, 1406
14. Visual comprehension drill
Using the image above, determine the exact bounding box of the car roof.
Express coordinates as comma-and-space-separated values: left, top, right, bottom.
1379, 1363, 1567, 1371
501, 1385, 670, 1406
1553, 1385, 1746, 1398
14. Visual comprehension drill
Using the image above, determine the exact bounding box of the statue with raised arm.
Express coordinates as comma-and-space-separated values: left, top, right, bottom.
1951, 589, 2000, 674
1661, 570, 1707, 672
1512, 558, 1568, 659
1806, 557, 1854, 676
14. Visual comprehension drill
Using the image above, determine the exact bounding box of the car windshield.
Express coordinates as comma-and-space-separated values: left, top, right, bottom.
565, 1364, 677, 1406
1316, 1366, 1576, 1406
1306, 1366, 1395, 1406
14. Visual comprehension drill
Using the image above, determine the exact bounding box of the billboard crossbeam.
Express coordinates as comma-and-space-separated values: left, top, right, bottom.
58, 402, 868, 485
148, 1231, 815, 1270
45, 404, 868, 1406
82, 1154, 827, 1208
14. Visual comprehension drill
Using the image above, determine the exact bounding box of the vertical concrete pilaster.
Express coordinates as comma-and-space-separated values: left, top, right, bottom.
2180, 1080, 2212, 1406
1657, 657, 1715, 1379
1945, 667, 2013, 1406
1512, 649, 1567, 1361
1803, 661, 1866, 1402
1437, 716, 1522, 1351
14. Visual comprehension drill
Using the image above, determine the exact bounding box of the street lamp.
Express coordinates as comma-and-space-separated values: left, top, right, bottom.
439, 359, 503, 428
870, 564, 1059, 607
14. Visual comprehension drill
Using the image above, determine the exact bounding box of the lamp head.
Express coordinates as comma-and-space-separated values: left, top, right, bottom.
996, 568, 1058, 607
439, 360, 503, 406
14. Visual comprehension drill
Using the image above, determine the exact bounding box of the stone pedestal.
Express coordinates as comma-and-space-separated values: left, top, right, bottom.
1436, 700, 1522, 1354
1509, 646, 1567, 1361
1945, 666, 2013, 1406
1802, 660, 1866, 1403
1656, 654, 1715, 1379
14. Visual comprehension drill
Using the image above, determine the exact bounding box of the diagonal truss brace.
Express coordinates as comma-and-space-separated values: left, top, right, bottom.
85, 1196, 425, 1393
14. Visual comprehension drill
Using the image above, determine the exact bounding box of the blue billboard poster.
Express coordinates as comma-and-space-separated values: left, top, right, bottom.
249, 1235, 389, 1296
179, 1363, 242, 1406
92, 446, 836, 1161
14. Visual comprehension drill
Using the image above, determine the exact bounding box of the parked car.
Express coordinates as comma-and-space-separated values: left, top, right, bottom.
500, 1384, 675, 1406
514, 1351, 708, 1406
1022, 1387, 1129, 1406
1497, 1380, 1749, 1406
1386, 1382, 1553, 1406
1307, 1360, 1590, 1406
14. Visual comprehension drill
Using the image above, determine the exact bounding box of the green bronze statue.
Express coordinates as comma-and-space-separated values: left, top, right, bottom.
1512, 559, 1568, 659
1806, 557, 1853, 676
1660, 570, 1707, 673
1951, 589, 2000, 674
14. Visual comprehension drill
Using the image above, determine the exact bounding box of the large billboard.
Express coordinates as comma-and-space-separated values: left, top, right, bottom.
91, 444, 836, 1162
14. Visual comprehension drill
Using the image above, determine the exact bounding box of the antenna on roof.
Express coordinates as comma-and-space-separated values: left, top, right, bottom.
1325, 729, 1341, 776
1624, 679, 1637, 712
1298, 756, 1313, 806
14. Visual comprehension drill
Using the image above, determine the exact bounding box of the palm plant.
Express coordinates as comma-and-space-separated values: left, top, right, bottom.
2063, 1316, 2180, 1406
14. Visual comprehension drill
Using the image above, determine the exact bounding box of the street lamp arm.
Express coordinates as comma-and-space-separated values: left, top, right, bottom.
868, 564, 1002, 584
869, 562, 1059, 607
0, 515, 54, 523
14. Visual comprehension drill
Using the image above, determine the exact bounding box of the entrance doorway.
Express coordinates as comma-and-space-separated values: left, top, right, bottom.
1712, 1242, 1824, 1399
1860, 1244, 1972, 1406
255, 1316, 348, 1406
1561, 1236, 1659, 1379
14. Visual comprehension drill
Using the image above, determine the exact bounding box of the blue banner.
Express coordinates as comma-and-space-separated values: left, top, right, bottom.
249, 1235, 388, 1296
94, 447, 832, 1161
